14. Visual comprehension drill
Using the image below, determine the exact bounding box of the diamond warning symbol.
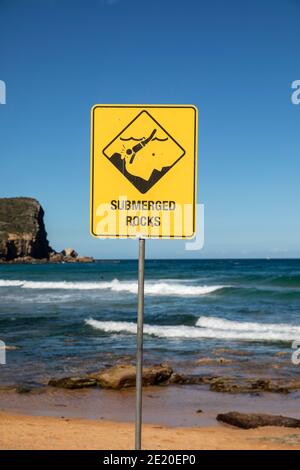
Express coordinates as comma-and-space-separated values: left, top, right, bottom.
103, 111, 185, 194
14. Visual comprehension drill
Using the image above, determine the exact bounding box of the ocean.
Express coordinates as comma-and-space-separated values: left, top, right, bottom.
1, 259, 300, 387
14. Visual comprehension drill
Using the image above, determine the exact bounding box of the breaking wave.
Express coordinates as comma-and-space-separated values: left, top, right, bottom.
0, 279, 225, 296
86, 316, 300, 342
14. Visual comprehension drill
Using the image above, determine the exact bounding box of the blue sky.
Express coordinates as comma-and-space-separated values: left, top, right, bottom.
0, 0, 299, 259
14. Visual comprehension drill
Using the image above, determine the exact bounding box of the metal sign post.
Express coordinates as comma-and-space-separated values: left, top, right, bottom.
135, 237, 145, 450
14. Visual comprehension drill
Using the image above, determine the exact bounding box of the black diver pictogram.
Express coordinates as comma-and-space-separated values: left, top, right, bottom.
126, 129, 157, 164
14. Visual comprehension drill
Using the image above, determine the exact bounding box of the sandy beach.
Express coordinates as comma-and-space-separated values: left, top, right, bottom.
1, 410, 300, 450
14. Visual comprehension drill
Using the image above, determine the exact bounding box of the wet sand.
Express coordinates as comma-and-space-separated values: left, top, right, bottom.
1, 410, 300, 450
1, 385, 300, 427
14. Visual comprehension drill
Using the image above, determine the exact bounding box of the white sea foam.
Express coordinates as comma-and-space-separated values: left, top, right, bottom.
86, 317, 300, 342
108, 281, 224, 296
0, 279, 225, 296
196, 316, 300, 335
0, 280, 24, 287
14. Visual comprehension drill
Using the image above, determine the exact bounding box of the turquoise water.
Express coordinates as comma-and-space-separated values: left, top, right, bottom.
0, 259, 300, 386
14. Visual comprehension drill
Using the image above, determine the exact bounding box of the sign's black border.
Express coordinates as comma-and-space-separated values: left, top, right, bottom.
91, 105, 197, 239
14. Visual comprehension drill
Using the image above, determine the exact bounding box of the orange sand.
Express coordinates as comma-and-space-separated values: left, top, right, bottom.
1, 411, 300, 450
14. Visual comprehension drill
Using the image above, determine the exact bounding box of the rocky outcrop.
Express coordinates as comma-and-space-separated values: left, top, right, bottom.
0, 198, 94, 263
48, 377, 98, 389
47, 365, 300, 393
49, 249, 93, 264
217, 412, 300, 429
167, 373, 300, 394
0, 197, 51, 261
89, 363, 173, 389
48, 364, 173, 390
208, 377, 299, 394
62, 248, 78, 258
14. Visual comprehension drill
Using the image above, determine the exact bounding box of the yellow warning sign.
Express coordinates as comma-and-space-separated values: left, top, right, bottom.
90, 105, 198, 239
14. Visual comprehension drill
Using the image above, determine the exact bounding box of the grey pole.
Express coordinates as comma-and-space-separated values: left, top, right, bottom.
135, 237, 145, 450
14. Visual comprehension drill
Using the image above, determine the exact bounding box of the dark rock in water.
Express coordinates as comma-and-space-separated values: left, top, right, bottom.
49, 249, 93, 263
15, 383, 44, 394
61, 255, 77, 263
0, 385, 16, 392
48, 377, 98, 389
15, 385, 32, 394
168, 373, 206, 385
167, 373, 187, 384
208, 377, 246, 393
249, 379, 288, 394
62, 248, 78, 258
209, 377, 297, 394
49, 252, 64, 263
217, 412, 300, 429
76, 256, 94, 263
90, 363, 173, 389
49, 251, 94, 263
167, 373, 300, 394
0, 197, 51, 261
